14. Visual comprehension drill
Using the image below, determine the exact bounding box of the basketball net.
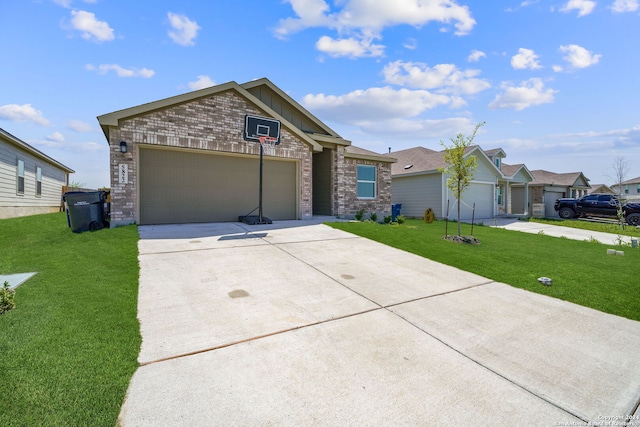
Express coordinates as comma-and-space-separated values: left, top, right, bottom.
258, 136, 278, 156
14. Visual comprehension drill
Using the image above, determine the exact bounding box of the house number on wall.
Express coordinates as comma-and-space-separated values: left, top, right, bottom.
119, 164, 128, 184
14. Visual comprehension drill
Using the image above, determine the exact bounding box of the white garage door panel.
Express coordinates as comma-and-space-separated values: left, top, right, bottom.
448, 183, 494, 220
139, 148, 296, 225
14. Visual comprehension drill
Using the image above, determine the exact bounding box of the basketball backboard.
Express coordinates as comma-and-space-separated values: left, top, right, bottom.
244, 115, 281, 144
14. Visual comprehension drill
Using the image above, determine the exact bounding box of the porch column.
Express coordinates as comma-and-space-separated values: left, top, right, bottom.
524, 182, 529, 216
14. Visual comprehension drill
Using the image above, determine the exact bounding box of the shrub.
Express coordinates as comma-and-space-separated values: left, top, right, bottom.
355, 209, 365, 221
369, 212, 378, 222
396, 215, 406, 224
0, 281, 16, 314
383, 215, 392, 224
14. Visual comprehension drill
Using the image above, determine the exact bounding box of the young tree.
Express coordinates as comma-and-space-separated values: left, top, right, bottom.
439, 122, 485, 236
610, 157, 629, 225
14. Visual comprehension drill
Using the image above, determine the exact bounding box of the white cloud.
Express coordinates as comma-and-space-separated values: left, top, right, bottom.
559, 44, 601, 68
187, 75, 215, 91
382, 60, 491, 95
276, 0, 476, 58
70, 10, 115, 42
403, 38, 418, 50
46, 131, 65, 142
316, 35, 384, 58
86, 64, 155, 78
612, 0, 639, 12
68, 120, 93, 132
278, 0, 476, 36
0, 104, 51, 125
358, 117, 477, 139
560, 0, 596, 16
511, 48, 542, 70
488, 78, 557, 110
468, 50, 486, 62
302, 86, 451, 124
167, 12, 200, 46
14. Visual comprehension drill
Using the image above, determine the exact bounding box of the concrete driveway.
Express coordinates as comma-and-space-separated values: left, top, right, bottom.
118, 220, 640, 426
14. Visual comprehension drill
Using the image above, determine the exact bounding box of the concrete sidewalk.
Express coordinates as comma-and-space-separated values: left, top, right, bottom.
118, 220, 640, 426
485, 217, 637, 246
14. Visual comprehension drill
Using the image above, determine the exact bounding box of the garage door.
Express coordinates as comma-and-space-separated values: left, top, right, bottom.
139, 148, 297, 225
545, 191, 565, 218
447, 183, 494, 221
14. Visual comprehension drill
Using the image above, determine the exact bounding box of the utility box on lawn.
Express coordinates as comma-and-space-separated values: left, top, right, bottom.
63, 191, 109, 233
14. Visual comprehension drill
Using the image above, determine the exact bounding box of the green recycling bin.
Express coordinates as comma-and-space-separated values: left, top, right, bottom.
64, 191, 108, 233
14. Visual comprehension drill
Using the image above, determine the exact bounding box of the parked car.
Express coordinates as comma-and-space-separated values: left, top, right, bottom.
554, 194, 640, 226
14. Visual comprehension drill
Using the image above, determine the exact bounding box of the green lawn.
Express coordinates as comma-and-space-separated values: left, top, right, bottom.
327, 219, 640, 321
0, 212, 140, 426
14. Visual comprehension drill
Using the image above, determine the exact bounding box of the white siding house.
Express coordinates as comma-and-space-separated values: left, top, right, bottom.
0, 128, 74, 219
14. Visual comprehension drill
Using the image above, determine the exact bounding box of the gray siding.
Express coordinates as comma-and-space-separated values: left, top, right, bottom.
472, 155, 498, 183
391, 173, 441, 218
0, 139, 68, 217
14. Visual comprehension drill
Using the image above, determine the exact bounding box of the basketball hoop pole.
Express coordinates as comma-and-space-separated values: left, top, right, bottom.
239, 137, 274, 225
258, 142, 265, 223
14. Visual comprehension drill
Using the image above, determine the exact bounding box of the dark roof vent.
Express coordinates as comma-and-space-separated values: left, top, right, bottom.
404, 164, 413, 170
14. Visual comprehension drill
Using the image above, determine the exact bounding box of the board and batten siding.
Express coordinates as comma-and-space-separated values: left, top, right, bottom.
391, 173, 442, 218
0, 139, 69, 218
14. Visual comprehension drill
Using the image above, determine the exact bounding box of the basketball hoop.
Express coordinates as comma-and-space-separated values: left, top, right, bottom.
258, 136, 278, 156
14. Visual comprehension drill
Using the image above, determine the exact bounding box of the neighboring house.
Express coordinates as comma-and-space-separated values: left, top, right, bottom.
588, 184, 614, 194
513, 170, 591, 218
611, 176, 640, 200
385, 146, 532, 221
0, 127, 74, 219
98, 78, 395, 226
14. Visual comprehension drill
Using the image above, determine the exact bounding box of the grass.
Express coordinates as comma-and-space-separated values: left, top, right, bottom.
327, 219, 640, 322
529, 217, 640, 238
0, 212, 140, 426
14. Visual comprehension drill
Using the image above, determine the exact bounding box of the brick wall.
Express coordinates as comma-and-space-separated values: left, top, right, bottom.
337, 155, 393, 218
107, 90, 313, 225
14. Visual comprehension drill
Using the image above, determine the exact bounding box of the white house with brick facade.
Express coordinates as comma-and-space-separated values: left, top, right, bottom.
98, 78, 395, 226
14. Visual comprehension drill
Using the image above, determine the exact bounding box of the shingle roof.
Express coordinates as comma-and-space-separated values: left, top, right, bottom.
501, 163, 524, 177
530, 170, 590, 187
345, 145, 396, 163
618, 176, 640, 185
383, 146, 444, 176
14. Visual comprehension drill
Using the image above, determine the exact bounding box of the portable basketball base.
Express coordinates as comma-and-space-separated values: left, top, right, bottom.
239, 118, 280, 225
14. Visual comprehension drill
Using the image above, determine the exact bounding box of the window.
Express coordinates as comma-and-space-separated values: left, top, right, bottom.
497, 185, 503, 205
357, 165, 376, 199
624, 185, 629, 194
495, 158, 501, 169
36, 166, 42, 196
17, 159, 25, 194
637, 184, 640, 194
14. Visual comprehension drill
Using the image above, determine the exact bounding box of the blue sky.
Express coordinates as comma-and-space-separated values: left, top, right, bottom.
1, 0, 639, 189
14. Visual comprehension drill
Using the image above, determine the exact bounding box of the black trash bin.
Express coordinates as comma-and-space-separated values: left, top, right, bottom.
64, 191, 107, 233
391, 203, 402, 222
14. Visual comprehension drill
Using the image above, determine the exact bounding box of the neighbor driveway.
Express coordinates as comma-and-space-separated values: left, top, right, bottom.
118, 220, 640, 426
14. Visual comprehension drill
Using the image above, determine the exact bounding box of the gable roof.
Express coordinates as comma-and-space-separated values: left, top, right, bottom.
0, 127, 74, 173
345, 145, 396, 163
530, 170, 591, 187
615, 176, 640, 186
501, 163, 534, 181
484, 148, 506, 158
384, 146, 444, 176
386, 145, 533, 182
589, 184, 615, 194
97, 78, 326, 152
